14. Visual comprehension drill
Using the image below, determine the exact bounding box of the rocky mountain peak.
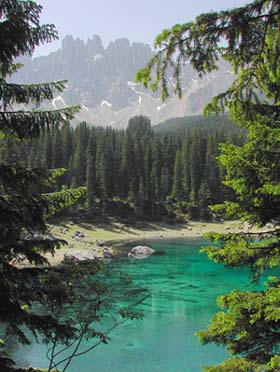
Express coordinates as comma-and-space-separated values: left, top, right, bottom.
11, 35, 234, 128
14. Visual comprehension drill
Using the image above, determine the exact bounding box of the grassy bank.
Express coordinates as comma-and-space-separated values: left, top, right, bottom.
45, 219, 244, 265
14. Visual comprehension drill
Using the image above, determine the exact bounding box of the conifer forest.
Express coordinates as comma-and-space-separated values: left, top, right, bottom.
0, 115, 245, 220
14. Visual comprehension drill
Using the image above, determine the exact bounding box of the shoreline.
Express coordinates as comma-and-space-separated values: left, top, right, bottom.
44, 220, 243, 265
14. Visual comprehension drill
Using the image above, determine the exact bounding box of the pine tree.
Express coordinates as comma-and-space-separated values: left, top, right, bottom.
181, 132, 191, 201
71, 122, 88, 187
0, 1, 85, 370
120, 130, 135, 197
149, 137, 163, 217
135, 176, 145, 218
43, 130, 53, 169
160, 165, 171, 200
61, 122, 73, 168
204, 134, 221, 204
52, 127, 64, 170
95, 130, 115, 215
144, 141, 153, 194
170, 149, 184, 202
189, 131, 206, 203
137, 1, 280, 370
86, 132, 96, 215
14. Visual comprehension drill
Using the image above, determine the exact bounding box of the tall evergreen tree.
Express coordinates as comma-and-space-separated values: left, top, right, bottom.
189, 131, 206, 203
120, 130, 135, 197
204, 134, 221, 204
160, 164, 171, 200
52, 128, 64, 170
0, 2, 85, 370
86, 132, 96, 215
170, 149, 184, 202
181, 132, 191, 201
71, 122, 88, 187
43, 131, 53, 169
137, 1, 280, 370
61, 122, 73, 168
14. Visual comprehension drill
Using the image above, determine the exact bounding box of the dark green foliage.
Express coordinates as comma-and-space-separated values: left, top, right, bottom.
86, 133, 96, 215
136, 0, 280, 370
189, 131, 207, 203
71, 122, 88, 187
0, 1, 86, 370
170, 149, 184, 202
196, 280, 280, 371
0, 0, 58, 76
153, 114, 240, 133
1, 115, 246, 220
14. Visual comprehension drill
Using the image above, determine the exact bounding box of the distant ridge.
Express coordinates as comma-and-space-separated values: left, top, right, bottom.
153, 114, 237, 132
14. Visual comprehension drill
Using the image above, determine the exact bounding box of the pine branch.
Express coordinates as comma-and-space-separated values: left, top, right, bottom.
0, 106, 80, 138
136, 0, 280, 101
43, 187, 87, 218
0, 80, 68, 106
0, 0, 58, 76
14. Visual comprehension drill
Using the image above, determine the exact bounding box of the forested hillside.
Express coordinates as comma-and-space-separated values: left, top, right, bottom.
0, 115, 245, 220
154, 113, 236, 133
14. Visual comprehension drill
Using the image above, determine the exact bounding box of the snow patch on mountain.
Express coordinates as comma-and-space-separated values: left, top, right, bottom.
127, 81, 137, 87
157, 103, 166, 112
101, 100, 112, 108
92, 53, 103, 63
12, 35, 235, 128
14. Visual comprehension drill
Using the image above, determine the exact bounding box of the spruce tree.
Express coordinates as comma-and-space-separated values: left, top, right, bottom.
204, 134, 221, 204
170, 149, 184, 202
181, 132, 191, 201
189, 131, 206, 203
137, 0, 280, 370
0, 1, 86, 370
52, 128, 64, 170
120, 130, 134, 197
86, 132, 96, 215
43, 131, 53, 169
71, 122, 88, 187
61, 122, 73, 169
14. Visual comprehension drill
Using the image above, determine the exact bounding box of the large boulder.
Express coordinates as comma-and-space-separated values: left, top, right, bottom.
128, 245, 156, 259
64, 250, 98, 263
96, 239, 106, 246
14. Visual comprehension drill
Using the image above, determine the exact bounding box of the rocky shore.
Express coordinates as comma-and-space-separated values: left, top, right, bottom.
43, 220, 246, 265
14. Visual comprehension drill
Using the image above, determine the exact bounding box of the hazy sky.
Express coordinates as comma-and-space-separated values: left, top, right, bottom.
35, 0, 250, 56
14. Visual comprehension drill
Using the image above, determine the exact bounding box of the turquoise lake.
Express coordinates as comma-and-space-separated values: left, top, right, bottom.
13, 238, 264, 372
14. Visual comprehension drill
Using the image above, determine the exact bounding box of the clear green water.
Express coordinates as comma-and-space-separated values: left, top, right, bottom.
13, 238, 263, 372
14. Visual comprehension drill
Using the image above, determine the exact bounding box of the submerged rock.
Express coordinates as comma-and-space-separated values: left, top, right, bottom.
128, 245, 156, 259
103, 250, 113, 258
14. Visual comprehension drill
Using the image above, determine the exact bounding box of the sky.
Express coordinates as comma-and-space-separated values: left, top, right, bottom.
35, 0, 250, 57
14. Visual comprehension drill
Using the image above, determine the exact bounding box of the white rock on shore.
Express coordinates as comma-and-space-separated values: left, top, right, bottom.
64, 250, 98, 263
128, 246, 156, 259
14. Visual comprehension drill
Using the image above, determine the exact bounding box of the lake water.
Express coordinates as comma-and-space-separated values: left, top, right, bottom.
12, 238, 263, 372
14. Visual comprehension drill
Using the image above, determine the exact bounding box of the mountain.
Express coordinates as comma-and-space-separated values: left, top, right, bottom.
12, 35, 235, 128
